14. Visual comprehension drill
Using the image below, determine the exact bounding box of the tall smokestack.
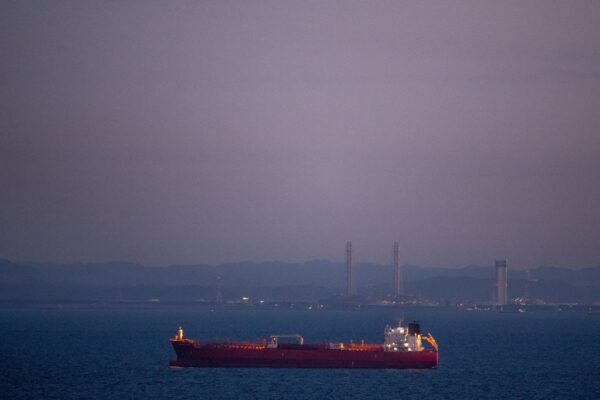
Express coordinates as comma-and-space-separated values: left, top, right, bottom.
495, 259, 508, 306
346, 241, 353, 297
393, 242, 402, 297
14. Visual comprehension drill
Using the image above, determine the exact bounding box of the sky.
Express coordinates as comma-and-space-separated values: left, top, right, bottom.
1, 1, 599, 268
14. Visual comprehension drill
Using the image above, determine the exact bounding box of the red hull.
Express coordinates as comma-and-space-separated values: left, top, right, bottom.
170, 340, 438, 369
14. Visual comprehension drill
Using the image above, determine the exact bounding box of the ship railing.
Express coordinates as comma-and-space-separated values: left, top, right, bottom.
345, 343, 383, 351
207, 342, 267, 350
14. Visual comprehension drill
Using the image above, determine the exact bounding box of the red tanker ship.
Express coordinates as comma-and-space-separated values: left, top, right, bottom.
170, 321, 438, 369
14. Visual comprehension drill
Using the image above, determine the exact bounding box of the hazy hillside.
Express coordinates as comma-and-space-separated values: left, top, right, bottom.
0, 258, 598, 303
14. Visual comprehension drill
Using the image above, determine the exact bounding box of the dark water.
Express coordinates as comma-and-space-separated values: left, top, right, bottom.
1, 306, 599, 399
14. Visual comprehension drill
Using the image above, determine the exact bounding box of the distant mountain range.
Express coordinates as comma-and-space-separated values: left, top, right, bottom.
1, 258, 598, 304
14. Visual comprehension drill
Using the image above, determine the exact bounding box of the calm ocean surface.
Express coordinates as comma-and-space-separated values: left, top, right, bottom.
0, 306, 598, 399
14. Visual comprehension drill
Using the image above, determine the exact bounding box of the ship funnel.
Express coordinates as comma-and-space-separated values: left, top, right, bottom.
408, 321, 420, 335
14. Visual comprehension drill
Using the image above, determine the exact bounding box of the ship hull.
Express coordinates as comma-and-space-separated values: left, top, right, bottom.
170, 341, 438, 369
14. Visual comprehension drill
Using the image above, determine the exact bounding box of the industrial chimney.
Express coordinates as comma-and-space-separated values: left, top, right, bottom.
393, 242, 403, 298
495, 259, 508, 306
346, 241, 353, 297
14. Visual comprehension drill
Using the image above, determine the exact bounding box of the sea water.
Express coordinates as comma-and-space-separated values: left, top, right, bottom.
0, 306, 598, 399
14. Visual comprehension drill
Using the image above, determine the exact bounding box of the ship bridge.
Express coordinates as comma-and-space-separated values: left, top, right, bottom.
383, 321, 438, 352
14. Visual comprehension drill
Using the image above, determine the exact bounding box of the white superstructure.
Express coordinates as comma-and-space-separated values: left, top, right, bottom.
384, 321, 437, 352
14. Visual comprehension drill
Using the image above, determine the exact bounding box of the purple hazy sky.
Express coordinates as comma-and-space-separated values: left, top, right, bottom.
1, 1, 599, 268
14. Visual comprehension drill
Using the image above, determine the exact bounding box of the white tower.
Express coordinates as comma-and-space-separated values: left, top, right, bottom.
495, 259, 508, 305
